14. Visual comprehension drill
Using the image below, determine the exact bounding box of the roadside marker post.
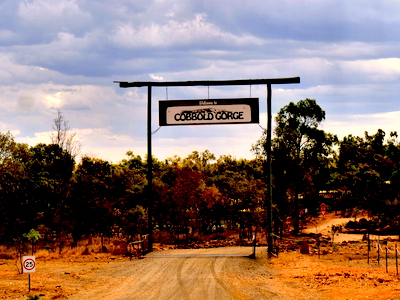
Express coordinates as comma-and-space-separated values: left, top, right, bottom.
320, 203, 326, 218
249, 234, 257, 259
396, 244, 399, 275
385, 245, 388, 273
22, 256, 36, 292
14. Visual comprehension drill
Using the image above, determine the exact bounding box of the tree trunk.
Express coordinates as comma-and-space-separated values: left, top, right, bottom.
293, 189, 300, 234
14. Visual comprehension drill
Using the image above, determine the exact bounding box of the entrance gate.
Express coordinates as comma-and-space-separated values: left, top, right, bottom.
114, 77, 300, 255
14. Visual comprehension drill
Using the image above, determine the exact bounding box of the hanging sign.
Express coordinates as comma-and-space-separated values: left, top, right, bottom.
159, 98, 259, 126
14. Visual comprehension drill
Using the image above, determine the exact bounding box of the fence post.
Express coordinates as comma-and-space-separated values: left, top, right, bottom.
396, 244, 399, 275
367, 233, 370, 264
386, 245, 389, 273
377, 237, 380, 266
249, 235, 256, 259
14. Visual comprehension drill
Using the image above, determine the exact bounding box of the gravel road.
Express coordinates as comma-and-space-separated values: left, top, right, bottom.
66, 246, 288, 300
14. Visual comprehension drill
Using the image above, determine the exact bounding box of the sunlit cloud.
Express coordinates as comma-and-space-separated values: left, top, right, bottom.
0, 0, 399, 162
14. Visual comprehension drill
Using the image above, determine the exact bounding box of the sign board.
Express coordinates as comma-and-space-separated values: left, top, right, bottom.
22, 256, 36, 273
320, 203, 327, 215
159, 98, 259, 126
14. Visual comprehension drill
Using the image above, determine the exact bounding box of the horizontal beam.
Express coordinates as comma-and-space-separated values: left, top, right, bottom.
114, 77, 300, 88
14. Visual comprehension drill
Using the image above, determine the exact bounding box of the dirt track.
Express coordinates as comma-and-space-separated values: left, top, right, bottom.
5, 215, 400, 299
303, 215, 398, 243
3, 229, 400, 299
66, 246, 316, 300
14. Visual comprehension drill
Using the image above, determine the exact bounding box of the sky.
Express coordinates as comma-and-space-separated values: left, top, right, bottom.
1, 0, 399, 163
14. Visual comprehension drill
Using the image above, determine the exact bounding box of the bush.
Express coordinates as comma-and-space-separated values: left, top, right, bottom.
0, 253, 14, 259
345, 221, 358, 229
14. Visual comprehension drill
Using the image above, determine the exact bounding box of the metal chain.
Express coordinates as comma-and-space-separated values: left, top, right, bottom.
152, 127, 161, 135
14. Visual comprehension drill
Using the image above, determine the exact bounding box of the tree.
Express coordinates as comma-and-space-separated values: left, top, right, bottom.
210, 156, 265, 236
113, 160, 148, 240
0, 132, 32, 244
14, 229, 41, 273
253, 98, 336, 234
27, 143, 75, 252
166, 168, 205, 241
333, 129, 398, 216
183, 150, 216, 173
50, 109, 82, 158
71, 157, 116, 240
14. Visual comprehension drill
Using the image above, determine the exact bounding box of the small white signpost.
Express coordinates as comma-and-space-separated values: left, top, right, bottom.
22, 256, 36, 292
22, 256, 36, 273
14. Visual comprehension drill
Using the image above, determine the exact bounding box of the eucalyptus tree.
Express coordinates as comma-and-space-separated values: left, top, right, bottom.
0, 132, 31, 243
334, 130, 399, 218
253, 98, 336, 234
183, 150, 216, 174
27, 143, 75, 252
71, 157, 116, 239
210, 156, 265, 236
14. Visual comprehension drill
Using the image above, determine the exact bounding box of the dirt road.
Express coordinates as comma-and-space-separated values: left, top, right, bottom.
303, 216, 358, 242
4, 226, 399, 299
303, 215, 398, 243
66, 246, 316, 300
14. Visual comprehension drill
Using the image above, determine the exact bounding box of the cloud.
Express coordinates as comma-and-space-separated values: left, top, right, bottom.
204, 0, 400, 43
343, 58, 400, 82
323, 111, 400, 140
0, 29, 17, 44
150, 74, 164, 81
16, 94, 36, 114
16, 0, 93, 42
110, 13, 264, 49
0, 0, 399, 163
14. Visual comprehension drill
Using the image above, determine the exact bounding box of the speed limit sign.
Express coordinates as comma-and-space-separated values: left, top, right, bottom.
22, 256, 36, 273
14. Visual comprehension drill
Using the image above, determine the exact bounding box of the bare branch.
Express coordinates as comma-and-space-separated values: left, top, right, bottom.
50, 109, 82, 158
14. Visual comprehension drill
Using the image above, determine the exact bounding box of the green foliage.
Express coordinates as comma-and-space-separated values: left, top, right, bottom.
14, 229, 41, 273
253, 98, 337, 234
333, 129, 400, 221
24, 229, 41, 242
1, 99, 400, 248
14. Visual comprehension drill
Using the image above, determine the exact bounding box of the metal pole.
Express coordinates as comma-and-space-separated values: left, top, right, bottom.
249, 234, 257, 259
386, 245, 388, 273
378, 237, 380, 265
367, 233, 370, 264
266, 83, 273, 256
114, 77, 301, 255
147, 86, 153, 252
396, 244, 398, 275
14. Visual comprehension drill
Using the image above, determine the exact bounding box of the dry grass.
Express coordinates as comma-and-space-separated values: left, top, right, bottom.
2, 229, 400, 299
2, 244, 400, 300
269, 249, 400, 300
0, 240, 133, 300
0, 245, 15, 259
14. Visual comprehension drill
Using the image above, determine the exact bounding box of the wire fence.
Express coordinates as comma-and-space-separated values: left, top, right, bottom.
366, 235, 400, 275
274, 230, 400, 276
